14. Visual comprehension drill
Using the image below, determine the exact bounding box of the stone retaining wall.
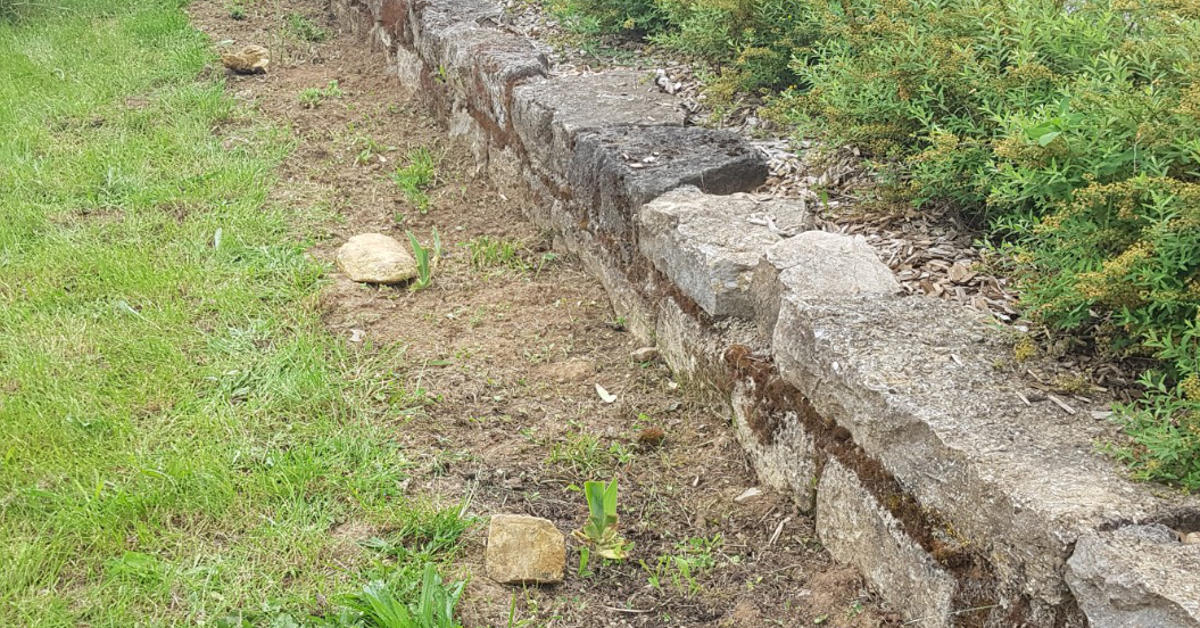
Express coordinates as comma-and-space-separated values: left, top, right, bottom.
329, 1, 1200, 625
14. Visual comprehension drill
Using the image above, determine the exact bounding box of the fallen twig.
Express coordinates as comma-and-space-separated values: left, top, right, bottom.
604, 606, 653, 614
768, 516, 791, 546
1046, 393, 1077, 415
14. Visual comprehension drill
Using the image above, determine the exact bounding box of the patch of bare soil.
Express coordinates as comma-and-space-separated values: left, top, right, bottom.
189, 1, 898, 625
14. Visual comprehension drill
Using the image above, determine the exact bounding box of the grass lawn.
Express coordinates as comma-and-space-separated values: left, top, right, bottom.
0, 1, 466, 625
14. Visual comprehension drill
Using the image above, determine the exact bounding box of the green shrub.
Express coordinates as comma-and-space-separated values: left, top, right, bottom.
769, 0, 1200, 491
776, 0, 1200, 488
551, 0, 667, 36
653, 0, 823, 94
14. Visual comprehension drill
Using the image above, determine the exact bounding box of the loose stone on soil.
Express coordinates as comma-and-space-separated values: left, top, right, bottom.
734, 487, 763, 504
485, 514, 565, 585
336, 233, 419, 284
221, 44, 270, 74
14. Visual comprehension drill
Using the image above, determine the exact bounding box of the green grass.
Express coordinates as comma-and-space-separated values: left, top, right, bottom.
464, 236, 528, 273
299, 80, 344, 109
286, 12, 328, 43
546, 429, 633, 478
392, 147, 438, 214
0, 1, 467, 624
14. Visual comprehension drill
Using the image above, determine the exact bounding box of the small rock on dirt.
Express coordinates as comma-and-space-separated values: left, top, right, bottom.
337, 233, 418, 284
485, 514, 565, 585
221, 45, 269, 74
734, 487, 763, 504
1183, 531, 1200, 545
630, 347, 659, 363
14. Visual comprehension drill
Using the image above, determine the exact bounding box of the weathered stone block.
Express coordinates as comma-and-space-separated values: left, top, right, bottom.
751, 231, 899, 339
449, 103, 489, 171
637, 186, 810, 319
512, 71, 683, 183
1067, 524, 1200, 627
336, 233, 418, 284
652, 294, 750, 381
465, 36, 548, 129
393, 45, 423, 89
412, 0, 500, 65
816, 458, 957, 626
485, 514, 565, 585
377, 0, 413, 35
569, 125, 767, 261
730, 379, 818, 510
772, 294, 1199, 621
434, 29, 546, 130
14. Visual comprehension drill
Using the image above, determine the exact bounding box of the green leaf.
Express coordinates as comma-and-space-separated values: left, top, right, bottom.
1036, 131, 1061, 147
604, 481, 618, 527
584, 480, 607, 528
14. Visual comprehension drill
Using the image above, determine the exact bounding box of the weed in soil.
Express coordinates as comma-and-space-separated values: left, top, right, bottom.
393, 146, 439, 214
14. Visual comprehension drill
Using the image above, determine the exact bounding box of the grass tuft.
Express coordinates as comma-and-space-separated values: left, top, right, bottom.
286, 12, 328, 42
465, 235, 528, 273
392, 147, 438, 214
298, 80, 343, 109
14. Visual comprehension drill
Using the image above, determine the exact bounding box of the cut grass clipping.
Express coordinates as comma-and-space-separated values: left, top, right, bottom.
0, 1, 466, 624
392, 147, 438, 214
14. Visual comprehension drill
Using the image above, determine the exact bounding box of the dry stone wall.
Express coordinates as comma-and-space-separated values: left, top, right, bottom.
330, 1, 1200, 625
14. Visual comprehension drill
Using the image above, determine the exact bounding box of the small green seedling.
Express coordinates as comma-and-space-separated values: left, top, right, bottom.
228, 3, 246, 20
298, 81, 342, 108
407, 229, 441, 292
322, 80, 343, 99
298, 88, 322, 108
392, 147, 438, 213
354, 135, 389, 165
572, 478, 630, 572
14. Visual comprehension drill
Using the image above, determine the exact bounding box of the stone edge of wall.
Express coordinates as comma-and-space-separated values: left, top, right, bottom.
328, 1, 1200, 625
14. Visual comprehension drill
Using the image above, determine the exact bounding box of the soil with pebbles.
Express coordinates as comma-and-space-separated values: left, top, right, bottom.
188, 0, 899, 626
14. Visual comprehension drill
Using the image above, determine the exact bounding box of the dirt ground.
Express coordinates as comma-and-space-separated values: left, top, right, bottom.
188, 1, 897, 625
